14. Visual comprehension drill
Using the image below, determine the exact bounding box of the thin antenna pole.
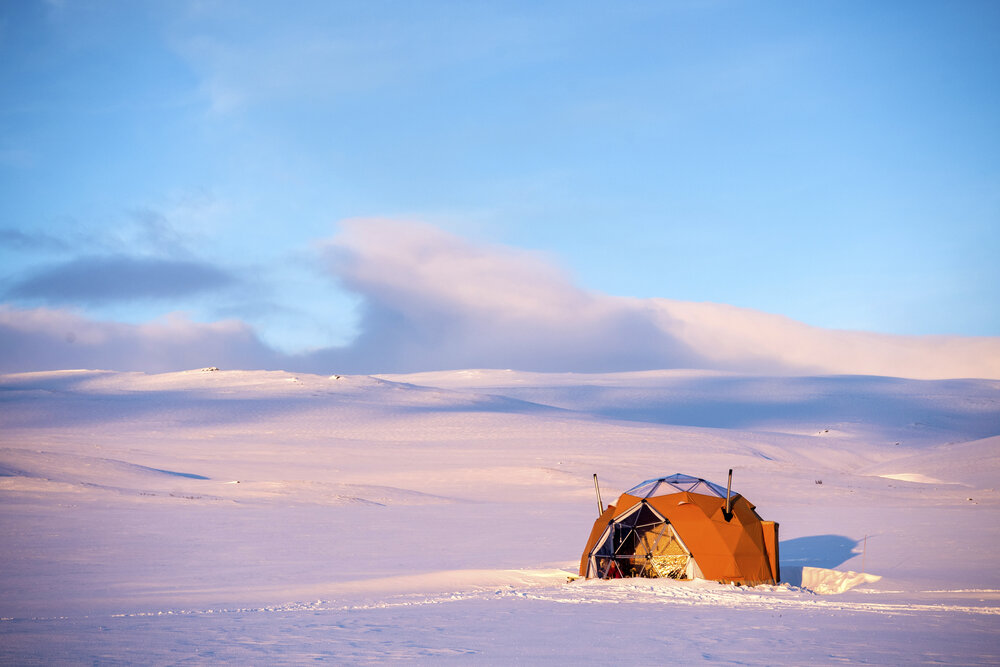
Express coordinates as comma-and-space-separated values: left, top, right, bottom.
725, 468, 733, 515
593, 474, 604, 516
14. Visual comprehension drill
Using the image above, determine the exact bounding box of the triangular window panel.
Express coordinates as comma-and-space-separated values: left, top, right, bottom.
624, 480, 658, 497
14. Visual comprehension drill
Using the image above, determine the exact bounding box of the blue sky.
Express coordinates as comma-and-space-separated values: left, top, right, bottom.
1, 1, 998, 372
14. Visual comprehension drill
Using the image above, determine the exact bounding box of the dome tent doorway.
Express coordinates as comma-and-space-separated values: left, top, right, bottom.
580, 473, 780, 585
589, 500, 699, 579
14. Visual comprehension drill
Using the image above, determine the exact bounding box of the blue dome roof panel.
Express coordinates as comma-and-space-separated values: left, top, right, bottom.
624, 474, 731, 499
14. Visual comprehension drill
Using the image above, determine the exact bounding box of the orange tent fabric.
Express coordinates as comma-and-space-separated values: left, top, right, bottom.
580, 474, 779, 585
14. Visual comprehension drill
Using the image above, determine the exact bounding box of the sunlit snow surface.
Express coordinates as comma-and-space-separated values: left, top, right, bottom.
1, 368, 998, 664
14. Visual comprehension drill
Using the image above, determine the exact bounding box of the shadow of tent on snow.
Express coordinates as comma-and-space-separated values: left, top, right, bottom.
780, 535, 860, 586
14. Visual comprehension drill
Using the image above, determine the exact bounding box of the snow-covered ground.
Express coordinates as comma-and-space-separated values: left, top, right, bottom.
1, 368, 998, 664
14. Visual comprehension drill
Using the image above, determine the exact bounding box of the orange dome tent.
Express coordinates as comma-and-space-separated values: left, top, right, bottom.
580, 473, 779, 585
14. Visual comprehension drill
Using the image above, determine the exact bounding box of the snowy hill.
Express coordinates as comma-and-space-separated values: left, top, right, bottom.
1, 368, 998, 663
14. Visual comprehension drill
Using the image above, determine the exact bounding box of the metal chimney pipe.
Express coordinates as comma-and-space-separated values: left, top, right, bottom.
725, 468, 733, 516
593, 474, 604, 517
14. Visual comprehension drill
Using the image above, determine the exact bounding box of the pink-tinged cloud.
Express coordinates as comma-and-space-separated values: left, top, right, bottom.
0, 306, 280, 373
311, 219, 1000, 379
648, 299, 1000, 379
312, 219, 697, 373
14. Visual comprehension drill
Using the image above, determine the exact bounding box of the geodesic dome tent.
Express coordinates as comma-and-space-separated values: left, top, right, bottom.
580, 474, 780, 585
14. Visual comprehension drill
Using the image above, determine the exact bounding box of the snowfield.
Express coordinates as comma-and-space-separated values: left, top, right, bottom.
1, 368, 998, 664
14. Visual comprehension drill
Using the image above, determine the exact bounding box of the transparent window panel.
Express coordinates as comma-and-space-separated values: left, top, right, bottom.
625, 474, 731, 499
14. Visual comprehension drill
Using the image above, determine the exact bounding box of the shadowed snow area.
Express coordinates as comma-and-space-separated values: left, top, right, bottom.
1, 368, 998, 664
382, 369, 1000, 447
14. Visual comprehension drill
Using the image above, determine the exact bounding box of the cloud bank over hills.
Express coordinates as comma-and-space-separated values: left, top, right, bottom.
0, 307, 280, 374
2, 220, 998, 378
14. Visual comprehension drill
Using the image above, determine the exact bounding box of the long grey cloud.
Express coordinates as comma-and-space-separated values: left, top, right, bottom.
6, 255, 235, 304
